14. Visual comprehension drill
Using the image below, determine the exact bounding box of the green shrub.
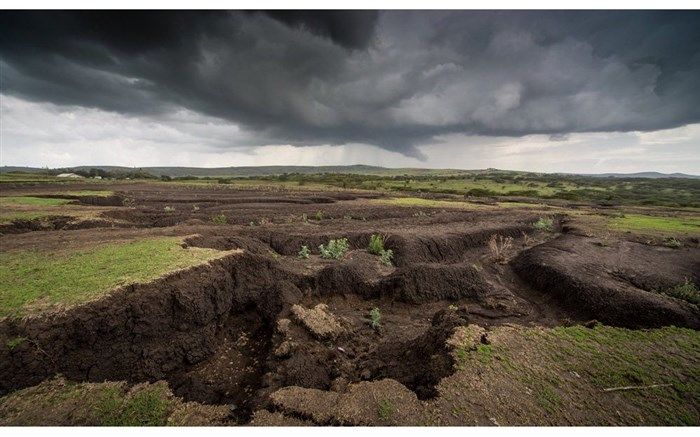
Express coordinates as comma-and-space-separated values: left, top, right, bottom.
534, 217, 554, 232
298, 245, 310, 259
318, 238, 350, 259
664, 237, 682, 248
315, 211, 324, 221
163, 206, 175, 213
664, 279, 699, 304
377, 399, 394, 420
369, 307, 381, 329
368, 234, 385, 255
211, 213, 227, 225
379, 249, 394, 266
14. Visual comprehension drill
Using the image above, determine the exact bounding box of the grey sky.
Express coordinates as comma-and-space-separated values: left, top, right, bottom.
1, 10, 699, 173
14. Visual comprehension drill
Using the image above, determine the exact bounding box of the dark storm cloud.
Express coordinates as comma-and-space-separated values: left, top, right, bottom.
1, 10, 699, 158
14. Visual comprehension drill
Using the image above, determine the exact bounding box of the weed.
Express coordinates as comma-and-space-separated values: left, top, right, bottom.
318, 238, 350, 259
488, 234, 513, 263
301, 213, 308, 222
368, 234, 386, 255
298, 245, 310, 259
377, 399, 395, 420
211, 213, 227, 225
534, 217, 554, 232
379, 249, 394, 266
664, 237, 682, 248
163, 206, 175, 213
315, 211, 324, 221
663, 279, 699, 304
448, 304, 459, 311
369, 307, 381, 329
259, 217, 271, 226
192, 205, 199, 212
6, 336, 26, 350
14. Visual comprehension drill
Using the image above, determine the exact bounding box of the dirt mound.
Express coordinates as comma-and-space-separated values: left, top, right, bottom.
512, 235, 700, 329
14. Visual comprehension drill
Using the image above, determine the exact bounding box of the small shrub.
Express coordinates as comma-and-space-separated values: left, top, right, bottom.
664, 279, 699, 304
315, 211, 324, 221
318, 238, 350, 259
377, 399, 394, 420
211, 213, 227, 225
488, 234, 513, 263
379, 249, 394, 266
533, 217, 554, 232
298, 245, 310, 259
448, 304, 459, 311
368, 234, 385, 255
369, 307, 381, 329
192, 205, 199, 212
163, 206, 175, 213
664, 237, 682, 248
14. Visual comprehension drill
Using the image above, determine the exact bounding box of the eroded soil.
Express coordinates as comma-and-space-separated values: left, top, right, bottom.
1, 182, 698, 425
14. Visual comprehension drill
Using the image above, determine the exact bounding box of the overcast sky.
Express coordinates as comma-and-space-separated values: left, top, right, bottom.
1, 10, 699, 173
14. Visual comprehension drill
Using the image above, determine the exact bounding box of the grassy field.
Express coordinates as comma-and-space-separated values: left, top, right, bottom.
609, 213, 700, 234
0, 196, 72, 206
0, 377, 227, 426
0, 237, 228, 318
441, 324, 700, 425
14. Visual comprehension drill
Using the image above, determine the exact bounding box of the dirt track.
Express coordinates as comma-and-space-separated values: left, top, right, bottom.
1, 182, 699, 424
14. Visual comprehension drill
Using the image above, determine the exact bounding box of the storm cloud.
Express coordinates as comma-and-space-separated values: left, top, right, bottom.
1, 10, 699, 159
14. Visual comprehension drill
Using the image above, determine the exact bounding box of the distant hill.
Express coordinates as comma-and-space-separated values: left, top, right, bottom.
1, 165, 698, 179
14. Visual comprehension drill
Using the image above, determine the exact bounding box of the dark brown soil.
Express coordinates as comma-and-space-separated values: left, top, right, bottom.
1, 182, 698, 425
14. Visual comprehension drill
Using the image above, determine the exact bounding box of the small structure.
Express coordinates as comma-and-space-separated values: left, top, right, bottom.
56, 173, 84, 178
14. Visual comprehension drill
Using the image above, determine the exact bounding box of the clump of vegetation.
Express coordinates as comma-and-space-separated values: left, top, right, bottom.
448, 304, 459, 311
664, 237, 682, 248
369, 307, 381, 330
368, 234, 394, 266
315, 210, 324, 221
6, 336, 26, 350
368, 234, 385, 255
192, 205, 199, 212
301, 213, 308, 222
377, 399, 394, 420
211, 213, 227, 225
379, 249, 394, 266
298, 245, 310, 259
259, 217, 272, 226
488, 234, 513, 263
163, 206, 175, 212
533, 217, 554, 232
318, 238, 350, 259
663, 279, 699, 305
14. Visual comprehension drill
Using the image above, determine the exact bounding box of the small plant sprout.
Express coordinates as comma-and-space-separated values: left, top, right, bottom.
318, 238, 350, 259
368, 234, 385, 255
211, 213, 227, 225
488, 234, 514, 264
379, 249, 394, 266
533, 217, 554, 232
298, 245, 310, 259
369, 307, 381, 330
448, 304, 459, 311
163, 206, 175, 212
6, 336, 26, 350
315, 210, 324, 221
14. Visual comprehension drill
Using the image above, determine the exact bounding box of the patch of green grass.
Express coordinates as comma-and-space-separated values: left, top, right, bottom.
0, 211, 52, 224
609, 214, 700, 234
5, 336, 26, 350
0, 196, 72, 206
298, 245, 310, 259
211, 213, 227, 225
377, 399, 395, 420
100, 385, 173, 426
369, 307, 381, 330
476, 344, 493, 364
59, 190, 114, 197
0, 237, 227, 318
372, 197, 486, 209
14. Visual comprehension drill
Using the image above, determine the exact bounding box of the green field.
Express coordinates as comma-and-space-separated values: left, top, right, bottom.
0, 196, 72, 206
0, 237, 228, 318
609, 214, 700, 234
